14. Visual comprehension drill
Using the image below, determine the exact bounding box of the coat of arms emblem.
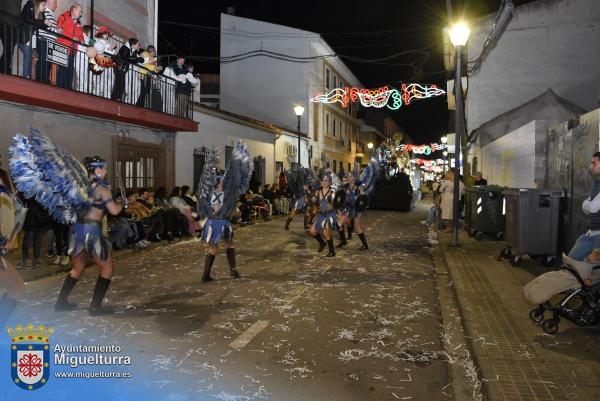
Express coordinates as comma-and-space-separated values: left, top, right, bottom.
8, 324, 53, 390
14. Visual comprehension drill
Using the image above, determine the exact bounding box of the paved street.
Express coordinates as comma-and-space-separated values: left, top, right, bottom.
2, 207, 470, 401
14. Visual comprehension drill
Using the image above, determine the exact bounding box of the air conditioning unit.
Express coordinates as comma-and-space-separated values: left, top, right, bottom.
286, 144, 297, 156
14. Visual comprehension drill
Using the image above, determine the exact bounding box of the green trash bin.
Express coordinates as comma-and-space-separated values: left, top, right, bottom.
466, 186, 506, 241
500, 188, 564, 267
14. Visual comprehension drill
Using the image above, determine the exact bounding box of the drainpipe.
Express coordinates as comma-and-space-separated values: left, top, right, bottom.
154, 0, 159, 47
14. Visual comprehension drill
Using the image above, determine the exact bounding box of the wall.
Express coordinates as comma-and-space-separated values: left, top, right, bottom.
219, 13, 311, 134
0, 100, 174, 187
546, 108, 600, 250
481, 121, 537, 188
274, 132, 310, 172
175, 108, 276, 189
466, 0, 600, 133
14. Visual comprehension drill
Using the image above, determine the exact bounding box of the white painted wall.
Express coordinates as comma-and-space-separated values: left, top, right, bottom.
481, 121, 538, 188
219, 14, 364, 169
175, 108, 276, 189
275, 132, 310, 171
466, 0, 600, 133
220, 13, 312, 134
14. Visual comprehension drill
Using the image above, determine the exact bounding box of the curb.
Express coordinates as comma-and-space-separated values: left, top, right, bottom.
432, 234, 487, 401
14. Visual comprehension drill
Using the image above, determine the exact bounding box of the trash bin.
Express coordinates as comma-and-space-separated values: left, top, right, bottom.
466, 186, 506, 240
464, 187, 476, 235
500, 188, 564, 267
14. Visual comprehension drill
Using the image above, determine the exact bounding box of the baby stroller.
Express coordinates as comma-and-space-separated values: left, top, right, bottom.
524, 254, 600, 334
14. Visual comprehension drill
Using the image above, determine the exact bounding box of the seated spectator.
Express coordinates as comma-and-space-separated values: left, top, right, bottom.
169, 186, 197, 236
246, 190, 270, 220
181, 185, 197, 209
136, 188, 165, 241
155, 186, 188, 238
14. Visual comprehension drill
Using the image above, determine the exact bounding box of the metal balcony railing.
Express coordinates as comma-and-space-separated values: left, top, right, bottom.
0, 11, 194, 119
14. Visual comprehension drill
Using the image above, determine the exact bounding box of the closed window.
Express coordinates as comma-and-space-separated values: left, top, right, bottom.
333, 75, 337, 89
326, 68, 331, 89
333, 160, 337, 173
114, 138, 163, 192
325, 113, 330, 135
332, 117, 336, 137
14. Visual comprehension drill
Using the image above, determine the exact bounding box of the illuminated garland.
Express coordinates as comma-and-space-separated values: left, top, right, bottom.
398, 143, 447, 155
311, 84, 445, 110
410, 158, 448, 167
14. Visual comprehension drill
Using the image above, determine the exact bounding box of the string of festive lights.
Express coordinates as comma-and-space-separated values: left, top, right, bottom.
310, 84, 445, 110
410, 158, 448, 167
398, 143, 447, 155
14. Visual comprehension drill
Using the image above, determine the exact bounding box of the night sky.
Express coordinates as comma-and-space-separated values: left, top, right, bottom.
159, 0, 538, 145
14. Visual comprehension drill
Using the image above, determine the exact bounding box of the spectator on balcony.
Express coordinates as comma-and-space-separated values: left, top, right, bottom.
163, 55, 188, 116
36, 0, 58, 84
18, 0, 49, 79
112, 38, 145, 102
135, 44, 161, 107
0, 0, 21, 74
90, 26, 116, 98
74, 24, 91, 92
56, 3, 83, 89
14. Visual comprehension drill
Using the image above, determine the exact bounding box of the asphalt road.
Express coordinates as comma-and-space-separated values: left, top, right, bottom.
4, 207, 455, 401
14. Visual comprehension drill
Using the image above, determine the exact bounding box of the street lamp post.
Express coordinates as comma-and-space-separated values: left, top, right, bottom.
367, 142, 374, 160
449, 22, 470, 246
293, 105, 305, 168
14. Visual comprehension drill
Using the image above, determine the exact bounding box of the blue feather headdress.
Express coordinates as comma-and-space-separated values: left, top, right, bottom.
219, 141, 253, 218
196, 147, 220, 220
8, 127, 92, 223
357, 159, 380, 196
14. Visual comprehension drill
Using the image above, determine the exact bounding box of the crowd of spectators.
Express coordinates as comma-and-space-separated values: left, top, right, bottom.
0, 1, 198, 117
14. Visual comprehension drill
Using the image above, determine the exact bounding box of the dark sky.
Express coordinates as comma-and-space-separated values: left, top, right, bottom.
159, 0, 538, 145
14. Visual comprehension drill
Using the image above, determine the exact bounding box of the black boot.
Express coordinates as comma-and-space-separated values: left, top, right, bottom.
89, 276, 114, 316
284, 216, 293, 230
358, 233, 369, 250
303, 215, 310, 229
313, 233, 326, 253
54, 274, 79, 311
326, 239, 336, 257
347, 224, 353, 240
0, 294, 18, 327
202, 254, 215, 282
336, 230, 347, 248
226, 248, 240, 279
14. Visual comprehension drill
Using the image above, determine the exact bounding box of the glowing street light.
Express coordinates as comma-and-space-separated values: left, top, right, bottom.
448, 21, 470, 246
441, 136, 448, 144
293, 105, 305, 167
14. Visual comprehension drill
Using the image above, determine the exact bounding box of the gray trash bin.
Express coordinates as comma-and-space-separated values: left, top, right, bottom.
500, 188, 564, 267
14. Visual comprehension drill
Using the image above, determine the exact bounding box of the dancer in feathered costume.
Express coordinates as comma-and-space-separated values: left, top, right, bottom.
0, 157, 26, 327
196, 142, 253, 282
9, 128, 126, 315
284, 167, 318, 230
338, 160, 379, 250
309, 169, 341, 257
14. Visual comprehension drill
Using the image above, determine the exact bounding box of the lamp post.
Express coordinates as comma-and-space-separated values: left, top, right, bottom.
367, 142, 374, 160
443, 150, 449, 173
293, 105, 305, 168
449, 22, 470, 246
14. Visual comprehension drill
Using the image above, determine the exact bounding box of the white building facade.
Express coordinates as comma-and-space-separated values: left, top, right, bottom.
219, 13, 365, 174
463, 0, 600, 133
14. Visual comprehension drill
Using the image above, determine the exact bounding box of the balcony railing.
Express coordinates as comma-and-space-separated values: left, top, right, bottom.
0, 11, 193, 119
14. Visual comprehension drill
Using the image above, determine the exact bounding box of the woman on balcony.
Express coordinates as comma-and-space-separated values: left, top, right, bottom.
18, 0, 50, 79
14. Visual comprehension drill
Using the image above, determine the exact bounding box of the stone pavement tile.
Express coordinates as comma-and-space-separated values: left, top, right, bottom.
437, 230, 600, 401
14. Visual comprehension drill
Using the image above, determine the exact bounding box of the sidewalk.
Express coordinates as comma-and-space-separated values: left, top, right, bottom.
436, 229, 600, 401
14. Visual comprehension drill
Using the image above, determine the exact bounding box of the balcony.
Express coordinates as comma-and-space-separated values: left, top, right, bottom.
0, 12, 197, 132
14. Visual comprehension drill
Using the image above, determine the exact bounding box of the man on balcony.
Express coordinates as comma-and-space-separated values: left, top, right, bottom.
112, 38, 145, 102
56, 3, 83, 89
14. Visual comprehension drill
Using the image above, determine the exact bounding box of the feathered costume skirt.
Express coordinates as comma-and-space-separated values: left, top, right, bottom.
201, 218, 233, 245
315, 210, 339, 233
294, 197, 306, 212
68, 220, 111, 261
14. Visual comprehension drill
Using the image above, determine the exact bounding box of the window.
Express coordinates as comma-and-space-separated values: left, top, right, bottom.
333, 160, 337, 173
333, 75, 337, 89
325, 68, 331, 89
332, 117, 336, 137
225, 145, 233, 166
325, 113, 330, 135
339, 80, 344, 89
114, 138, 163, 192
348, 163, 352, 173
338, 120, 343, 139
